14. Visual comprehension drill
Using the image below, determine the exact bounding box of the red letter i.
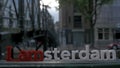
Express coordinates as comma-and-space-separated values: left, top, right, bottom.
6, 46, 13, 61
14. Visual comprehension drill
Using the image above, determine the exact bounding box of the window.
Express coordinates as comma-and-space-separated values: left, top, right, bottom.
98, 28, 110, 40
73, 16, 82, 28
115, 33, 120, 39
115, 28, 120, 39
98, 28, 103, 40
104, 28, 110, 40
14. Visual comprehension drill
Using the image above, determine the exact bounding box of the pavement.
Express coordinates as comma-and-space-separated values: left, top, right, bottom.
1, 60, 120, 67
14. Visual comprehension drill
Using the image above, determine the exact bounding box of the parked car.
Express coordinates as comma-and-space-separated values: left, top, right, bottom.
108, 40, 120, 50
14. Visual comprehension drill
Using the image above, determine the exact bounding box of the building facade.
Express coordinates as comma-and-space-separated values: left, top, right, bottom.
1, 0, 41, 32
0, 0, 57, 59
94, 0, 120, 48
59, 0, 120, 48
59, 1, 85, 47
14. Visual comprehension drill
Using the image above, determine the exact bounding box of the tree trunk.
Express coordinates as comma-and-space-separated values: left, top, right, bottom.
0, 46, 1, 60
90, 26, 95, 47
43, 31, 48, 51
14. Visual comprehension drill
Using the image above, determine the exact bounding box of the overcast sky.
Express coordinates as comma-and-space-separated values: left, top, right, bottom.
42, 0, 59, 22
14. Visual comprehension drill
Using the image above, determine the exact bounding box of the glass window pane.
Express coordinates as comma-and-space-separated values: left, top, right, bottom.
74, 16, 82, 28
104, 33, 109, 40
98, 33, 103, 39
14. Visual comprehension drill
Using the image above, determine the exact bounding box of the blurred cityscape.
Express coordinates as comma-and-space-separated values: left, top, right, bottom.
0, 0, 58, 60
0, 0, 120, 61
58, 0, 120, 49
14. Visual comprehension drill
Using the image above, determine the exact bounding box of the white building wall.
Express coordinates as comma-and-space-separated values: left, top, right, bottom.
95, 0, 120, 48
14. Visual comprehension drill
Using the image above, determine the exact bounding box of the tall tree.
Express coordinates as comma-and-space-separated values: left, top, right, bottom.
58, 0, 113, 46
